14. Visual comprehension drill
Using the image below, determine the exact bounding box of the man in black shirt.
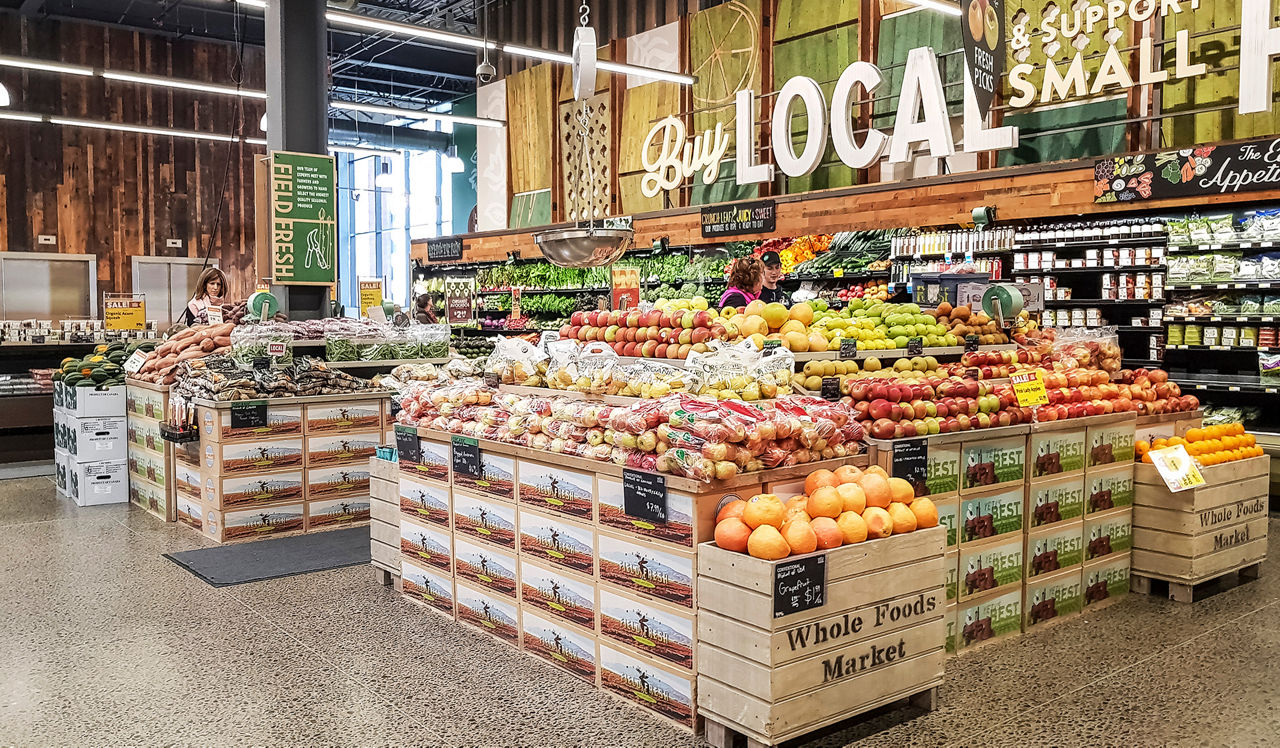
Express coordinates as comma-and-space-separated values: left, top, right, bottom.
758, 251, 790, 305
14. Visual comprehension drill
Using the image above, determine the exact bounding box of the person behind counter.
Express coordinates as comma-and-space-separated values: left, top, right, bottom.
184, 267, 229, 324
719, 256, 764, 309
758, 250, 790, 305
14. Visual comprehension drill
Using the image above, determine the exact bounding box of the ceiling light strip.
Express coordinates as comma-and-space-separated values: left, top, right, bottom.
907, 0, 963, 17
0, 54, 94, 76
101, 71, 269, 100
330, 100, 505, 128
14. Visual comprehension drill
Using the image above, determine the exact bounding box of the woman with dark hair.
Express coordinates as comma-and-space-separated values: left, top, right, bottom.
719, 256, 764, 310
186, 267, 229, 324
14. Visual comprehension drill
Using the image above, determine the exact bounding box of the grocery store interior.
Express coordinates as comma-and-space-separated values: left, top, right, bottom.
3, 0, 1280, 745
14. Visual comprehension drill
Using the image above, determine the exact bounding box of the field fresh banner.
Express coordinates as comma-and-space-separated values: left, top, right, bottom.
1095, 138, 1280, 203
270, 151, 337, 285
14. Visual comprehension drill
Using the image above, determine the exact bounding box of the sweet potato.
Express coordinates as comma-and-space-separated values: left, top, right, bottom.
175, 348, 206, 362
206, 323, 235, 338
212, 335, 231, 347
200, 338, 216, 352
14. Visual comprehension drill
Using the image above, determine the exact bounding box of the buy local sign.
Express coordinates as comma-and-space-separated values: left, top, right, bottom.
639, 0, 1280, 197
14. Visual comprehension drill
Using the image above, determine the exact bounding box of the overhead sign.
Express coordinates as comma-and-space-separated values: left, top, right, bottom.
426, 237, 464, 262
960, 0, 1003, 119
700, 199, 776, 238
104, 298, 145, 331
1096, 138, 1280, 203
270, 151, 337, 285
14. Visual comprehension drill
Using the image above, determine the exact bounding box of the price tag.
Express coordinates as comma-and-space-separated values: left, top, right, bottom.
483, 371, 500, 388
266, 341, 287, 357
229, 400, 268, 429
252, 357, 271, 371
839, 339, 859, 360
1011, 370, 1049, 407
623, 469, 667, 523
451, 436, 480, 478
763, 339, 783, 352
891, 438, 928, 491
774, 555, 826, 618
964, 334, 980, 353
1148, 445, 1205, 493
820, 377, 842, 401
123, 349, 149, 374
394, 425, 421, 465
207, 306, 224, 325
906, 337, 924, 356
31, 335, 45, 344
832, 269, 844, 278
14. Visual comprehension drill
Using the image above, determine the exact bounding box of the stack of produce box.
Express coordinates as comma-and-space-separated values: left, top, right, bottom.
1082, 414, 1137, 608
1023, 419, 1088, 632
53, 377, 128, 507
125, 382, 174, 520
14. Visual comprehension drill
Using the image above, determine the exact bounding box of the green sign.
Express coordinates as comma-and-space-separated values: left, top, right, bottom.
270, 150, 337, 285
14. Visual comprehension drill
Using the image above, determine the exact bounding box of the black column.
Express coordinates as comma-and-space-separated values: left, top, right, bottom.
266, 0, 328, 154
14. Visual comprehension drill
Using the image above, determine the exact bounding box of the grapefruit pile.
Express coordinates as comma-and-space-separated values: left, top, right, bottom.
714, 465, 939, 560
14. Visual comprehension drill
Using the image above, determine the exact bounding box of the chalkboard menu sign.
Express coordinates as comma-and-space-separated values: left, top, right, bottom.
892, 438, 928, 493
700, 199, 776, 238
774, 554, 826, 618
907, 337, 924, 356
839, 339, 859, 360
623, 469, 668, 523
821, 377, 842, 401
230, 401, 267, 429
965, 335, 980, 353
452, 436, 480, 478
427, 237, 464, 262
395, 425, 421, 464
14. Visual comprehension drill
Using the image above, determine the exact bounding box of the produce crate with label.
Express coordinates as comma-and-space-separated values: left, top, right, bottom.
124, 381, 175, 521
370, 454, 400, 585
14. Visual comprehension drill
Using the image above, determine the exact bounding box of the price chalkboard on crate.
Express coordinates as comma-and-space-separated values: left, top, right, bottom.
395, 425, 421, 464
230, 401, 268, 429
774, 554, 826, 618
821, 377, 842, 401
452, 436, 481, 478
839, 339, 859, 360
623, 469, 668, 523
892, 438, 928, 487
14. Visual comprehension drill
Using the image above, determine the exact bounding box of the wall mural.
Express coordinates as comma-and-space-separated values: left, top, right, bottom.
475, 80, 509, 232
560, 93, 613, 222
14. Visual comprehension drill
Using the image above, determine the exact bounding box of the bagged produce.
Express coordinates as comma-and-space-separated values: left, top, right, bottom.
231, 322, 293, 367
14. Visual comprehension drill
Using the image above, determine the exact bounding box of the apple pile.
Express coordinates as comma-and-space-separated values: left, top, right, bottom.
941, 348, 1047, 380
560, 308, 729, 360
834, 280, 890, 303
846, 375, 1031, 439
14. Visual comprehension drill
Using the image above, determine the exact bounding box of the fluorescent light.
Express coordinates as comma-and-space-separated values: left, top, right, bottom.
597, 60, 695, 85
49, 116, 240, 142
330, 144, 403, 158
326, 11, 492, 51
331, 100, 505, 128
0, 55, 93, 76
235, 0, 266, 7
102, 71, 268, 99
0, 82, 9, 107
907, 0, 963, 16
245, 137, 268, 146
502, 44, 571, 64
0, 111, 41, 123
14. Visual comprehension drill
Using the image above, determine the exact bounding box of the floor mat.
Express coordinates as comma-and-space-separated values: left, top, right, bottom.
164, 526, 370, 586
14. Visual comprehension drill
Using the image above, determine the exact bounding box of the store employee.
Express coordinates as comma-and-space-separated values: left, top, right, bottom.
758, 251, 789, 305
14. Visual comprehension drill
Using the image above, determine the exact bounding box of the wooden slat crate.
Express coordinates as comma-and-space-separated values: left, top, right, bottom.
696, 527, 945, 747
1131, 455, 1270, 602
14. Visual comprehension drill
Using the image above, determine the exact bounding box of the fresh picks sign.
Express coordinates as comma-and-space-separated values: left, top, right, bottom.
639, 0, 1280, 197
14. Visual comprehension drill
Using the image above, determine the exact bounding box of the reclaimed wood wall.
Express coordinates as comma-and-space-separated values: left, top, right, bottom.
0, 17, 266, 299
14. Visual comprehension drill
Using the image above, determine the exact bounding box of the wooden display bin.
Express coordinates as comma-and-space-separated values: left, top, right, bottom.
865, 432, 962, 500
197, 403, 302, 442
1132, 455, 1270, 602
370, 456, 399, 584
1134, 410, 1204, 445
696, 527, 945, 747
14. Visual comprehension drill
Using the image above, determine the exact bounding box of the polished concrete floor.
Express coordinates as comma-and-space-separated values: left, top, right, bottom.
2, 475, 1278, 747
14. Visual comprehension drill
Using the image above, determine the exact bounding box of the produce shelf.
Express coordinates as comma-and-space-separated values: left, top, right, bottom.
1165, 373, 1280, 394
1166, 241, 1279, 254
324, 358, 451, 369
1164, 345, 1278, 353
1013, 237, 1166, 250
790, 344, 1016, 362
1043, 298, 1164, 307
478, 286, 610, 296
781, 270, 891, 283
1122, 358, 1164, 368
1166, 281, 1280, 290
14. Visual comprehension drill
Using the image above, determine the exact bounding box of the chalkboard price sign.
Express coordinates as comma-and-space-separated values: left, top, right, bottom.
892, 438, 928, 496
230, 400, 268, 429
907, 337, 924, 356
452, 436, 481, 478
774, 554, 826, 618
395, 425, 421, 465
839, 339, 859, 360
964, 334, 980, 353
623, 469, 668, 523
821, 377, 842, 401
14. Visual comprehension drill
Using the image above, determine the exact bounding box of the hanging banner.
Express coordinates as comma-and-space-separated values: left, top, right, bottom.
960, 0, 1003, 119
104, 298, 146, 331
269, 150, 337, 285
445, 276, 475, 324
611, 267, 641, 311
359, 280, 383, 317
1095, 139, 1280, 204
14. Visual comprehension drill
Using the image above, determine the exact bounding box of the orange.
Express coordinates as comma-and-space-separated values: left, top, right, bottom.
836, 511, 868, 544
835, 483, 867, 514
785, 495, 809, 513
1185, 428, 1204, 442
785, 506, 812, 524
715, 500, 746, 524
811, 517, 843, 550
742, 494, 787, 530
714, 518, 752, 552
862, 507, 893, 538
859, 473, 893, 509
781, 519, 818, 555
887, 477, 916, 505
807, 486, 844, 519
805, 469, 839, 496
747, 525, 791, 560
909, 498, 939, 529
1231, 423, 1245, 436
1153, 438, 1168, 449
886, 503, 918, 534
1135, 440, 1150, 456
1141, 453, 1153, 464
833, 465, 863, 485
864, 465, 889, 480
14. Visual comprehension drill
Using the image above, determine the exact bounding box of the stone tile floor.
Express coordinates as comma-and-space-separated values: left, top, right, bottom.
2, 476, 1277, 747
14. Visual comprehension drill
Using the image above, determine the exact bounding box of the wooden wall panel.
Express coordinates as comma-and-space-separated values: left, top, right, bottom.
0, 17, 265, 301
774, 0, 860, 42
618, 81, 683, 214
506, 63, 557, 196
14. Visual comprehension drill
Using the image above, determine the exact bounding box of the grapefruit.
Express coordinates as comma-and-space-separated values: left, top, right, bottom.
862, 507, 893, 538
864, 465, 889, 479
859, 473, 893, 509
836, 483, 867, 514
783, 331, 810, 352
833, 465, 863, 484
780, 519, 818, 555
747, 525, 791, 560
762, 303, 790, 330
886, 502, 918, 534
779, 319, 807, 336
888, 477, 916, 505
744, 299, 767, 317
836, 511, 868, 544
742, 494, 786, 530
789, 302, 814, 326
909, 498, 939, 528
715, 499, 746, 524
805, 469, 839, 495
807, 486, 843, 519
714, 518, 751, 552
811, 517, 843, 549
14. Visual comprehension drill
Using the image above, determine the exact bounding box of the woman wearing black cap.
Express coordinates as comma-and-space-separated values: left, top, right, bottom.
758, 251, 790, 305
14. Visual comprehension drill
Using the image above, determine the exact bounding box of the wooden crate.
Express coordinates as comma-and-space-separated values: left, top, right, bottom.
696, 527, 945, 746
1028, 420, 1086, 482
1131, 456, 1270, 599
397, 559, 455, 619
1025, 520, 1084, 580
957, 534, 1024, 602
1134, 410, 1203, 445
958, 484, 1025, 545
1085, 414, 1137, 471
1027, 473, 1085, 530
960, 431, 1028, 495
1024, 566, 1084, 631
370, 455, 399, 483
865, 432, 962, 500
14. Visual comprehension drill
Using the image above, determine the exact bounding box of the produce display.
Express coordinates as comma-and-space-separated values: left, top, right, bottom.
131, 322, 235, 385
713, 464, 938, 560
790, 232, 893, 276
453, 335, 496, 359
832, 279, 891, 303
1137, 423, 1262, 466
170, 355, 379, 402
395, 385, 865, 482
231, 323, 294, 367
51, 340, 150, 389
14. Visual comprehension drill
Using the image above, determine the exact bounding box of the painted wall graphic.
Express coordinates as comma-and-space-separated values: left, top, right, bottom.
626, 22, 682, 89
476, 80, 509, 231
560, 93, 613, 222
508, 64, 556, 228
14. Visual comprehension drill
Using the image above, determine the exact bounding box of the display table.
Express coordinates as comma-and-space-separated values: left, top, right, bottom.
391, 425, 870, 732
170, 391, 391, 543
